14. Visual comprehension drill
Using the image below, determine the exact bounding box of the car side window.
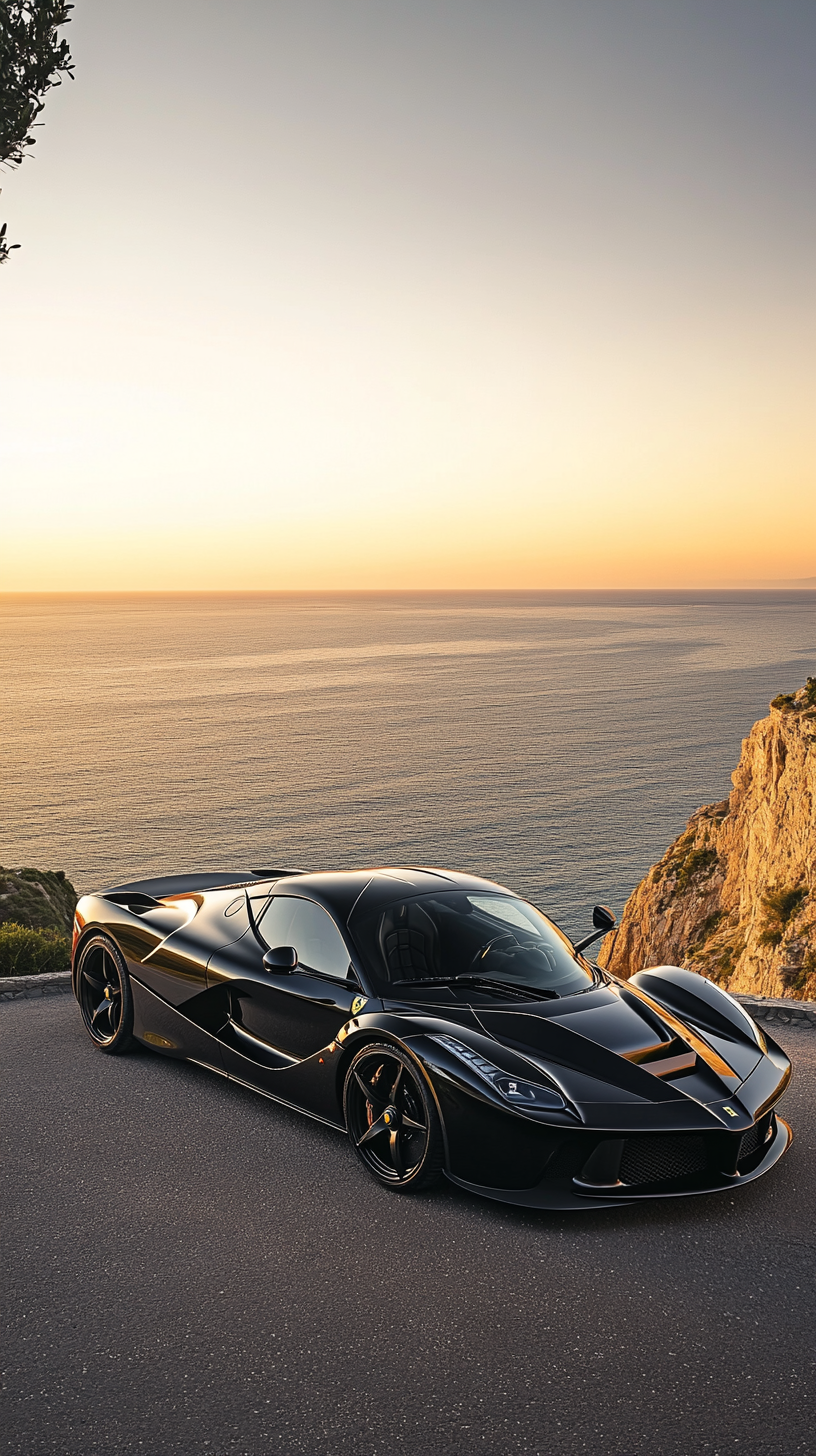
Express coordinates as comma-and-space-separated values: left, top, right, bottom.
260, 897, 351, 981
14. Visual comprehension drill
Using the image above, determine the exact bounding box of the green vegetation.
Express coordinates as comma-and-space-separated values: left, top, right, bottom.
778, 943, 816, 998
676, 845, 718, 892
0, 864, 78, 977
687, 912, 744, 987
780, 960, 811, 996
770, 679, 816, 713
0, 1, 74, 261
0, 865, 77, 933
758, 885, 808, 947
646, 827, 716, 891
0, 921, 70, 976
706, 934, 745, 987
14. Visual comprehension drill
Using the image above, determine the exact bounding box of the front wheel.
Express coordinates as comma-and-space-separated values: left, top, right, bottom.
344, 1043, 444, 1191
75, 933, 135, 1054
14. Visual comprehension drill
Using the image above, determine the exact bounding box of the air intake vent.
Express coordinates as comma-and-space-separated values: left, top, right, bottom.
620, 1134, 710, 1186
738, 1116, 770, 1164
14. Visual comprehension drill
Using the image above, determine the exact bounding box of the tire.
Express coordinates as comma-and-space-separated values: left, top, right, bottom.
75, 933, 136, 1054
344, 1042, 444, 1192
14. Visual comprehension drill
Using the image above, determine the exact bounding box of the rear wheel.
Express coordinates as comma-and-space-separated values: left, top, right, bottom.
76, 934, 135, 1054
344, 1042, 444, 1191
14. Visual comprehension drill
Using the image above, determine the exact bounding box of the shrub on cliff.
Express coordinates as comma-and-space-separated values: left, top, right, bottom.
758, 885, 808, 947
780, 949, 816, 997
0, 866, 77, 933
771, 679, 816, 712
0, 922, 70, 976
676, 845, 718, 892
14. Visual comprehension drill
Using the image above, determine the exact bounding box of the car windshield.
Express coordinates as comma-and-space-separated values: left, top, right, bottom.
349, 891, 594, 998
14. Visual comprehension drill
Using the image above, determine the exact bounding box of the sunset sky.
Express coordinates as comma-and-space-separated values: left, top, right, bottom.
1, 0, 814, 590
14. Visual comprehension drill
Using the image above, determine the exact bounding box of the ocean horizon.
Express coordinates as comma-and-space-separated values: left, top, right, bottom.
3, 589, 814, 938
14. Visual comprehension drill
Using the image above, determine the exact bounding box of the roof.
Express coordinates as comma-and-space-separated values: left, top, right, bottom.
273, 866, 513, 924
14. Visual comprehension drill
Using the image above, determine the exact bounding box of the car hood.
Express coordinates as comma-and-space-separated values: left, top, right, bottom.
473, 981, 763, 1104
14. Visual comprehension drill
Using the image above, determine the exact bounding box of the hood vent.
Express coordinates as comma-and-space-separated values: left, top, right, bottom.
636, 1048, 697, 1079
622, 1036, 696, 1078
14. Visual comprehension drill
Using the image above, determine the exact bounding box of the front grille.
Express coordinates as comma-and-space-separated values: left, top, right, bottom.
738, 1115, 770, 1164
619, 1134, 710, 1186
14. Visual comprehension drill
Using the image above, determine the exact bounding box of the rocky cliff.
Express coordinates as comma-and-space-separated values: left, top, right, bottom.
600, 679, 816, 1000
0, 867, 77, 935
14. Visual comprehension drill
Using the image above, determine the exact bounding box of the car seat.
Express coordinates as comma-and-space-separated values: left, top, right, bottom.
378, 900, 441, 982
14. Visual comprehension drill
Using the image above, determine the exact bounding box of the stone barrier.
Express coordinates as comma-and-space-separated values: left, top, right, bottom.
1, 969, 72, 1001
732, 993, 816, 1028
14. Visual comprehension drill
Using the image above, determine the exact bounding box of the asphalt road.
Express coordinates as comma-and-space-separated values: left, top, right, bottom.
2, 997, 814, 1456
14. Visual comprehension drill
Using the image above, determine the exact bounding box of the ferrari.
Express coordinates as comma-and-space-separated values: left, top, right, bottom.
71, 865, 792, 1209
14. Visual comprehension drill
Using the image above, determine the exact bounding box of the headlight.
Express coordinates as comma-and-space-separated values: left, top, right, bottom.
432, 1034, 565, 1109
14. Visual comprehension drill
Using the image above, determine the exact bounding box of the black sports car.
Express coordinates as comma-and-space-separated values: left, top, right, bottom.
72, 866, 792, 1209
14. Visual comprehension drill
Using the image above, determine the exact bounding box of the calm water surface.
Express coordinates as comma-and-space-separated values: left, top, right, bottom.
2, 591, 813, 937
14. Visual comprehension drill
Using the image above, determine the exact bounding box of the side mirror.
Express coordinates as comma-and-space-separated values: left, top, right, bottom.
574, 905, 617, 955
263, 945, 298, 972
592, 904, 616, 933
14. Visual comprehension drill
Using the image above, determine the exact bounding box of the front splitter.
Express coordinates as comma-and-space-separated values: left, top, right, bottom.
445, 1116, 792, 1212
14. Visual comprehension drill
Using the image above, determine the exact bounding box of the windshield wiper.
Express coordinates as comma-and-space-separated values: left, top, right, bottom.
392, 974, 557, 1002
458, 975, 558, 1001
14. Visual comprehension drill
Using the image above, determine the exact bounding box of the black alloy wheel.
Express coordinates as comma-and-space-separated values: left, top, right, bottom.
344, 1043, 444, 1191
76, 934, 135, 1054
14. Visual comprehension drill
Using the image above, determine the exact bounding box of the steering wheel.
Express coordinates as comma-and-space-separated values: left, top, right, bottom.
469, 931, 546, 973
469, 931, 556, 978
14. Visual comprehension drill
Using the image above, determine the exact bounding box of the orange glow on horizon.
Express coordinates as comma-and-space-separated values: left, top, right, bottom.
1, 3, 814, 592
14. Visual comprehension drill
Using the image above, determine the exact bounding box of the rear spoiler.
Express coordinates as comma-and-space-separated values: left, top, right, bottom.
99, 868, 306, 899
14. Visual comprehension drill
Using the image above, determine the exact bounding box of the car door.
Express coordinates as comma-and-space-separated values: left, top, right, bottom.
209, 895, 361, 1063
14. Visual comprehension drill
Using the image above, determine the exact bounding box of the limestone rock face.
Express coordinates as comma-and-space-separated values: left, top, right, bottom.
600, 683, 816, 1000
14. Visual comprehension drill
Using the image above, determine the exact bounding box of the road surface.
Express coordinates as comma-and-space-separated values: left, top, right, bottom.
2, 994, 813, 1455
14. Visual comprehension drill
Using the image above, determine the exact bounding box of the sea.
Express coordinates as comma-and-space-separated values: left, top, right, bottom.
2, 591, 813, 939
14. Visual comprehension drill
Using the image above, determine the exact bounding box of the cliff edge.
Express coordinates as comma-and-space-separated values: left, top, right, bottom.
0, 867, 77, 935
600, 679, 816, 1000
